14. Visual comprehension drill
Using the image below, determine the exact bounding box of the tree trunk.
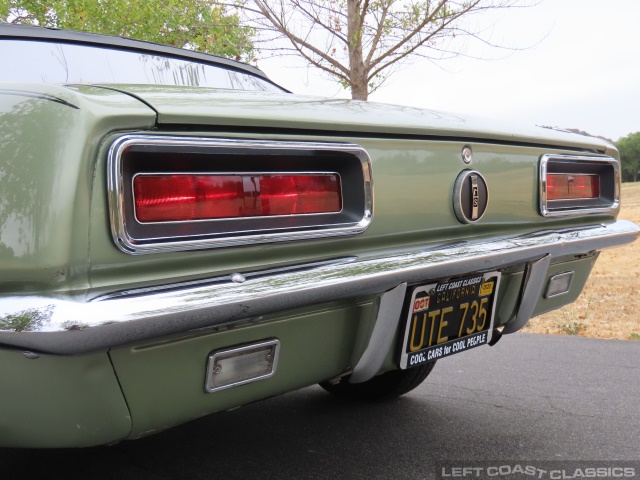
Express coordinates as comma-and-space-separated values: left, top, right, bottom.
347, 0, 367, 100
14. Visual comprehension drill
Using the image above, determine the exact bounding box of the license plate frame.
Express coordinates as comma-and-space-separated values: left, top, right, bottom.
398, 271, 501, 369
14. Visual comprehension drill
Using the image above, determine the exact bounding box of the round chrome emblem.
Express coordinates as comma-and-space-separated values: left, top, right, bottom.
453, 170, 489, 223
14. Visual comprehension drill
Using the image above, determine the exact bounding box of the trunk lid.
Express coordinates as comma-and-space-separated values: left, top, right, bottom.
96, 85, 611, 153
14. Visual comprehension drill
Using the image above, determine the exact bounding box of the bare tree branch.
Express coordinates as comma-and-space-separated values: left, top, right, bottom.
364, 0, 390, 67
251, 0, 351, 76
367, 0, 459, 72
291, 0, 349, 45
241, 0, 538, 100
358, 0, 370, 33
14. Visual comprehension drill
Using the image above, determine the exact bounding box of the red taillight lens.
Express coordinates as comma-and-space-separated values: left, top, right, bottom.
134, 174, 342, 222
546, 174, 600, 201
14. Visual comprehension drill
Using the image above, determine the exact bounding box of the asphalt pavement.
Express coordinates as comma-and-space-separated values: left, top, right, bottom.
2, 333, 639, 479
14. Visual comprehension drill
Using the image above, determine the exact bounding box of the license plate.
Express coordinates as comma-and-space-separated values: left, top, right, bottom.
398, 271, 501, 369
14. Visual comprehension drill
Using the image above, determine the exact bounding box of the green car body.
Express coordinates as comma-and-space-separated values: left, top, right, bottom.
0, 25, 638, 448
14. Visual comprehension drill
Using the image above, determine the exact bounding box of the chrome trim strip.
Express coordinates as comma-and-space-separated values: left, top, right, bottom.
350, 283, 407, 384
501, 255, 551, 334
539, 154, 620, 217
0, 220, 637, 354
107, 135, 373, 254
95, 257, 355, 301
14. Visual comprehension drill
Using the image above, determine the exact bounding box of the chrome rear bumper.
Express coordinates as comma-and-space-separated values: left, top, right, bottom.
0, 220, 637, 355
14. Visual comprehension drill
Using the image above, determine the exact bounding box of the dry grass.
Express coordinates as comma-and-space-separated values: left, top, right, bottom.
522, 182, 640, 340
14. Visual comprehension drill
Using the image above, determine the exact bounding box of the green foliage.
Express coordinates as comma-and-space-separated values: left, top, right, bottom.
631, 333, 640, 341
0, 306, 53, 332
615, 132, 640, 182
1, 0, 254, 61
557, 321, 587, 336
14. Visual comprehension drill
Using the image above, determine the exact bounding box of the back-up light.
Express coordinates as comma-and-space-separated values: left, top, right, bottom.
134, 174, 342, 222
546, 174, 600, 201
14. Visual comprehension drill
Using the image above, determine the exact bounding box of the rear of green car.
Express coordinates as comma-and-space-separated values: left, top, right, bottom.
1, 27, 638, 448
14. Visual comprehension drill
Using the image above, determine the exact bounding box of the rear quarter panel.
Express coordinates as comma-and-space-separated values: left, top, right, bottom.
0, 84, 155, 295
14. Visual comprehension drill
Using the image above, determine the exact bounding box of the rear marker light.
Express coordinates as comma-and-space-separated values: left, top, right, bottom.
134, 174, 342, 222
546, 174, 600, 201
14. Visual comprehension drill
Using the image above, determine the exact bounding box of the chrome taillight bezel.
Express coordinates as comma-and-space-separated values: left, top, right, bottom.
539, 154, 620, 217
107, 135, 373, 254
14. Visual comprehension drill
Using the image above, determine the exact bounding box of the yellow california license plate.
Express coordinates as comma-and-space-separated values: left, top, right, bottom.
398, 271, 501, 369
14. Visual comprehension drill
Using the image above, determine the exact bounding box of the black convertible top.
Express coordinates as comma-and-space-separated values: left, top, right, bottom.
0, 23, 284, 89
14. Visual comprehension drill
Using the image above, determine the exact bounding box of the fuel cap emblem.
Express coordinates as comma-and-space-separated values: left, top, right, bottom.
453, 170, 489, 223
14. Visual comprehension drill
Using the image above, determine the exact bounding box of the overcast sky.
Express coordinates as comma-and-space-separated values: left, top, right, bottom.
258, 0, 639, 142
